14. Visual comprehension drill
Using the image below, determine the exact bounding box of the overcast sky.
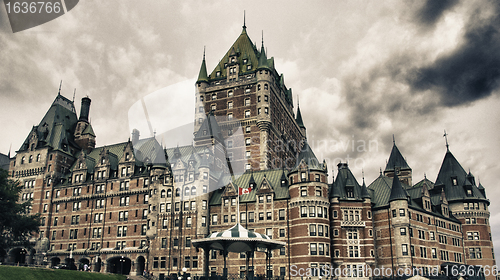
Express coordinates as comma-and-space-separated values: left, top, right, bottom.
1, 0, 500, 255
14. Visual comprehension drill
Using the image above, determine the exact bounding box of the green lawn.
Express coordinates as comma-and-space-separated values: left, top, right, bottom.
0, 265, 128, 280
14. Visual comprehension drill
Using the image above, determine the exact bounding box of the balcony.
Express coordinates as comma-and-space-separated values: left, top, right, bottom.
341, 220, 366, 227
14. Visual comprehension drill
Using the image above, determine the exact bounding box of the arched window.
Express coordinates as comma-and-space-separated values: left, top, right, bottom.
185, 187, 190, 196
167, 189, 172, 198
29, 155, 33, 163
191, 187, 196, 196
161, 190, 166, 198
175, 188, 180, 197
21, 156, 25, 164
36, 154, 41, 162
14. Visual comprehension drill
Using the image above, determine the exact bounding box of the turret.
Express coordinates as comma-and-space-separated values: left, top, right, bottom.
79, 96, 91, 122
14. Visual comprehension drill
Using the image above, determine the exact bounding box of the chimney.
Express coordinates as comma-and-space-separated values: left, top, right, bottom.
132, 129, 140, 145
79, 97, 91, 122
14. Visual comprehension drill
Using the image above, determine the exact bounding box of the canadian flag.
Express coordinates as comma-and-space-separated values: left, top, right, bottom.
239, 186, 252, 195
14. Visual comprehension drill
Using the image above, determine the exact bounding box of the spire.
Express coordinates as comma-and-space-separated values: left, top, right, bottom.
443, 130, 449, 152
257, 31, 270, 70
295, 102, 305, 128
385, 139, 410, 171
197, 47, 209, 84
389, 170, 408, 202
58, 80, 62, 95
243, 10, 246, 29
73, 88, 76, 103
8, 144, 11, 158
393, 134, 395, 144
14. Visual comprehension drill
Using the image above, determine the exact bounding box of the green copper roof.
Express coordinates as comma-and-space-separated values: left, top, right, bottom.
385, 142, 410, 171
208, 27, 261, 79
257, 42, 270, 70
209, 169, 289, 206
197, 55, 209, 83
18, 94, 78, 154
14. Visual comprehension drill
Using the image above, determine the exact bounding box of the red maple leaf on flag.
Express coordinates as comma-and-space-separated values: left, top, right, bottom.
239, 186, 252, 195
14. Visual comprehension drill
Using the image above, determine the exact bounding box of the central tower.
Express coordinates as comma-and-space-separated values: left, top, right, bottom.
195, 24, 306, 172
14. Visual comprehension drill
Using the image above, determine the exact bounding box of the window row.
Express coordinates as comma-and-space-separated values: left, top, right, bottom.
310, 243, 330, 256
309, 224, 329, 237
301, 206, 329, 219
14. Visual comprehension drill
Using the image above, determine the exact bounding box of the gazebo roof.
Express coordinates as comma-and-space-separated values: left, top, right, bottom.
192, 223, 285, 253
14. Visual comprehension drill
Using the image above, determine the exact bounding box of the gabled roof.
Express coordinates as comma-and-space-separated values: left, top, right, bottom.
385, 142, 410, 171
210, 169, 289, 206
82, 123, 95, 136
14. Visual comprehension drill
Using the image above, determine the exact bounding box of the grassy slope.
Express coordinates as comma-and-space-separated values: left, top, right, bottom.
0, 266, 127, 280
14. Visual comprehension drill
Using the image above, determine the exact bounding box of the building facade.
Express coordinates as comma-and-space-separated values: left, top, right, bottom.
5, 25, 495, 280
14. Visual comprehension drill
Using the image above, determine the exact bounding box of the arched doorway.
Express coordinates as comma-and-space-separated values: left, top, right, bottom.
50, 257, 60, 268
10, 248, 28, 265
136, 256, 146, 275
79, 258, 90, 271
107, 256, 132, 275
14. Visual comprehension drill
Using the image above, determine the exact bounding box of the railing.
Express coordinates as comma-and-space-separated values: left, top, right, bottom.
340, 220, 366, 227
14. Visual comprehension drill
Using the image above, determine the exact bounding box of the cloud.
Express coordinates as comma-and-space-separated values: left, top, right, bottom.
408, 0, 500, 107
414, 0, 459, 27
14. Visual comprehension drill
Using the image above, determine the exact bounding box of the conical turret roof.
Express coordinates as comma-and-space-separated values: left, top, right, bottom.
385, 142, 410, 171
197, 52, 209, 83
389, 172, 408, 202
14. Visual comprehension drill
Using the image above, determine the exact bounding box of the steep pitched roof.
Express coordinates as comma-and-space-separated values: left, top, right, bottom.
208, 27, 261, 79
295, 105, 305, 128
435, 150, 487, 202
385, 142, 410, 171
210, 169, 289, 205
389, 172, 408, 202
194, 112, 224, 142
330, 163, 366, 200
293, 141, 323, 171
18, 94, 78, 154
196, 53, 209, 83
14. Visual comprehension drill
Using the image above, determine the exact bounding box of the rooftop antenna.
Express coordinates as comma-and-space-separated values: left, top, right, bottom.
58, 80, 62, 95
443, 130, 449, 151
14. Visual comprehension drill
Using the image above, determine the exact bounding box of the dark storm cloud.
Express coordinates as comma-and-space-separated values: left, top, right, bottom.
408, 1, 500, 107
415, 0, 459, 27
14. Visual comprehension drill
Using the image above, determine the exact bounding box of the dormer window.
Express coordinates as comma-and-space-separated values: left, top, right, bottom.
247, 65, 251, 70
452, 177, 458, 186
101, 158, 105, 165
231, 57, 236, 63
301, 172, 307, 182
216, 71, 221, 77
125, 153, 130, 161
243, 59, 247, 64
346, 186, 354, 198
466, 189, 472, 196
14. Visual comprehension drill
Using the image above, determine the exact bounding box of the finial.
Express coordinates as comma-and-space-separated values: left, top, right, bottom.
380, 167, 382, 175
243, 10, 246, 29
261, 30, 264, 46
392, 134, 395, 144
203, 46, 206, 60
443, 130, 449, 151
362, 169, 365, 180
154, 129, 156, 138
73, 88, 76, 103
424, 173, 427, 179
58, 80, 62, 95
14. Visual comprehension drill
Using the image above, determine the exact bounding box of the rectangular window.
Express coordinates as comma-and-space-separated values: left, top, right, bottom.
310, 243, 317, 255
402, 244, 408, 256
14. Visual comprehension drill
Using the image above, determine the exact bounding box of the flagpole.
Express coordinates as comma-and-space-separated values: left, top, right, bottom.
237, 183, 240, 225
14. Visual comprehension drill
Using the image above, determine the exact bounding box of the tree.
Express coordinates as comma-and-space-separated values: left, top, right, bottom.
0, 169, 40, 257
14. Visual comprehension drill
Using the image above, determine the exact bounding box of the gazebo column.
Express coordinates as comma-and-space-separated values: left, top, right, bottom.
203, 245, 210, 280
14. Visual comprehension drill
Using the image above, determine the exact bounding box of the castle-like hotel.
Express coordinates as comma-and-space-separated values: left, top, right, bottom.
5, 24, 495, 279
